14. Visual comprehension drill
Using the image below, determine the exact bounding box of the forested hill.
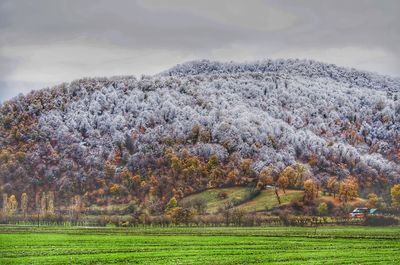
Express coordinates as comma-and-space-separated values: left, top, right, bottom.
1, 59, 399, 208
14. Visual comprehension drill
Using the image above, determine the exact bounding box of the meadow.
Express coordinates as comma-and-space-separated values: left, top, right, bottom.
1, 225, 399, 264
177, 187, 306, 214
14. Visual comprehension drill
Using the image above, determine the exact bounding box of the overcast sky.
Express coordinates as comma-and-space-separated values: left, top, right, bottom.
0, 0, 399, 102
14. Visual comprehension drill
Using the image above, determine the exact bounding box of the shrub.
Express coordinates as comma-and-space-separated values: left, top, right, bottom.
149, 215, 171, 226
325, 201, 335, 213
242, 214, 256, 226
125, 200, 140, 214
289, 200, 304, 213
168, 207, 193, 225
364, 215, 399, 226
110, 215, 121, 227
231, 208, 246, 226
181, 197, 207, 214
217, 191, 228, 199
318, 202, 328, 216
94, 215, 110, 226
278, 211, 291, 226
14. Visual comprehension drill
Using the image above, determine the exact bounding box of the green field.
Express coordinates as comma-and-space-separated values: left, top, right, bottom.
1, 226, 399, 264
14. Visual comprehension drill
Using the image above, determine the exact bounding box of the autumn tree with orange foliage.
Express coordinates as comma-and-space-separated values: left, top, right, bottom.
281, 166, 296, 187
339, 176, 359, 202
277, 174, 289, 194
303, 179, 317, 202
293, 163, 308, 187
257, 166, 281, 204
391, 184, 400, 209
256, 167, 274, 190
240, 159, 253, 176
110, 184, 123, 195
227, 169, 240, 185
327, 176, 340, 198
7, 195, 18, 215
366, 193, 378, 208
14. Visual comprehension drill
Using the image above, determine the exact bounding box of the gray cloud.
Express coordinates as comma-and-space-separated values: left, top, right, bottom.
1, 0, 399, 101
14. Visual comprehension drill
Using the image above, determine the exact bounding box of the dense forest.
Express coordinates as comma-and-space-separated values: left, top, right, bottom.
1, 59, 399, 213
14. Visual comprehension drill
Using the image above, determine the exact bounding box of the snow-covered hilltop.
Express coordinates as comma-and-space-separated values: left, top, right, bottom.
163, 59, 400, 92
1, 59, 399, 205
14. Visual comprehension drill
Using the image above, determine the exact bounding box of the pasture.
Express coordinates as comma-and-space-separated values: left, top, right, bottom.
179, 187, 253, 213
1, 226, 399, 264
178, 187, 307, 214
237, 189, 303, 212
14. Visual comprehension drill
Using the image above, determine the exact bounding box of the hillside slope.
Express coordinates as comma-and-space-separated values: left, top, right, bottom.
0, 59, 399, 209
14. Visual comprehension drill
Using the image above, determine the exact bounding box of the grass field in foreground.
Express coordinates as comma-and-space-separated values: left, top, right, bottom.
1, 226, 400, 264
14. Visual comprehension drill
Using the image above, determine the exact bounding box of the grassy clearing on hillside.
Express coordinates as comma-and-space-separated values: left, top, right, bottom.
319, 194, 367, 207
181, 187, 367, 214
1, 226, 399, 264
179, 187, 303, 214
180, 187, 253, 213
237, 189, 303, 212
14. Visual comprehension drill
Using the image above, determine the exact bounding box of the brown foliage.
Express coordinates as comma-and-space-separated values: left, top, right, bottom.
339, 176, 359, 202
